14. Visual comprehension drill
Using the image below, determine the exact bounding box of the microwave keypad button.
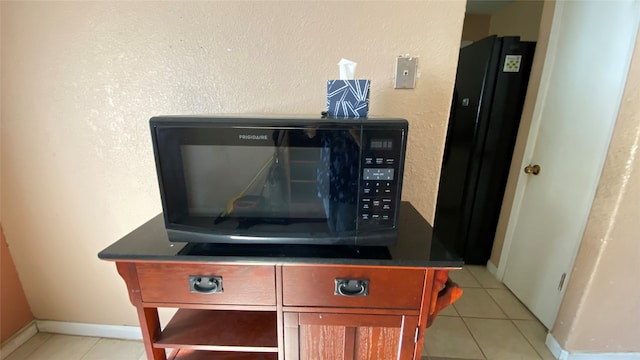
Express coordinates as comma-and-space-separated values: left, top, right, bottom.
386, 159, 395, 165
376, 158, 384, 164
361, 173, 396, 223
363, 168, 395, 181
365, 158, 374, 165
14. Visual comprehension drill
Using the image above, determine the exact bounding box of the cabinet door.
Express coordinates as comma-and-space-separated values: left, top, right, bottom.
284, 312, 419, 360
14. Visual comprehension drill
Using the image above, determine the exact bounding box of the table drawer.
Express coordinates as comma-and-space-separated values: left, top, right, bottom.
282, 266, 425, 310
136, 263, 275, 306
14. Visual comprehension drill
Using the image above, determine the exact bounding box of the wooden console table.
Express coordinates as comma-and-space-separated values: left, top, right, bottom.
99, 202, 463, 360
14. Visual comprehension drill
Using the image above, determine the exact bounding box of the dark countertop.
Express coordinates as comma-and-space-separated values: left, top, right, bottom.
98, 202, 463, 268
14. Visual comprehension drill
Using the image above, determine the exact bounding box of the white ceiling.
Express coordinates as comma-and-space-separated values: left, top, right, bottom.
466, 0, 514, 14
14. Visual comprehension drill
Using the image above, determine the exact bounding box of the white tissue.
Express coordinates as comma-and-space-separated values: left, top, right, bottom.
338, 58, 357, 80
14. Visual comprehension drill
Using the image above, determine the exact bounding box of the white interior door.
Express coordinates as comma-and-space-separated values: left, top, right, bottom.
499, 0, 640, 329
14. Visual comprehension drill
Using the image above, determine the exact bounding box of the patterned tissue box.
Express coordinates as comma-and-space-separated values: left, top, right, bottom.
326, 80, 370, 118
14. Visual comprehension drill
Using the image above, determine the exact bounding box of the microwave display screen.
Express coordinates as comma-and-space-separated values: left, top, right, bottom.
370, 139, 393, 150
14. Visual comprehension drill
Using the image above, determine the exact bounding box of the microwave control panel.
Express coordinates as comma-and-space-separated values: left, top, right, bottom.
358, 128, 406, 230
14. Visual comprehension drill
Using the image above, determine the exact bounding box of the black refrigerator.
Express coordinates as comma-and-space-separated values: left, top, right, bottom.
434, 35, 536, 265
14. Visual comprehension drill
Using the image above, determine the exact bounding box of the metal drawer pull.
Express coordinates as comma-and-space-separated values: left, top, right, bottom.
189, 276, 223, 294
335, 279, 369, 297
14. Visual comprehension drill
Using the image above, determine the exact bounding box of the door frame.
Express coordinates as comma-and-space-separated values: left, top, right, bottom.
495, 0, 640, 327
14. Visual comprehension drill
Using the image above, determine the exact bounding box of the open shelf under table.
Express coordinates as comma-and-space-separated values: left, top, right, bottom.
167, 349, 278, 360
155, 309, 278, 353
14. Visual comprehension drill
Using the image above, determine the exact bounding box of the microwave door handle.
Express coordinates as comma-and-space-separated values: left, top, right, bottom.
273, 130, 286, 164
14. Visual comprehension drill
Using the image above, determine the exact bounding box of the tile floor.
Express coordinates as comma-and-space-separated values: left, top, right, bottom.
2, 333, 147, 360
3, 266, 555, 360
423, 265, 556, 360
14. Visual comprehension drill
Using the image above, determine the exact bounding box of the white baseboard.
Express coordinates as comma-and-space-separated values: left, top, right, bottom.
0, 321, 38, 360
35, 320, 142, 341
546, 333, 567, 359
546, 333, 640, 360
486, 260, 498, 278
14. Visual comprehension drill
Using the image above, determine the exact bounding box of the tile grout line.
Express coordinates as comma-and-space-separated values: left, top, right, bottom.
483, 287, 513, 320
482, 287, 508, 319
476, 267, 545, 360
510, 319, 549, 360
78, 336, 102, 360
469, 266, 521, 320
476, 269, 549, 360
457, 267, 491, 359
440, 314, 530, 320
464, 266, 519, 360
16, 333, 53, 360
459, 316, 488, 360
465, 266, 485, 287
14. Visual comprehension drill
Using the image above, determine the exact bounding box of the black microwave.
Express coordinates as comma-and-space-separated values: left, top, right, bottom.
150, 115, 408, 246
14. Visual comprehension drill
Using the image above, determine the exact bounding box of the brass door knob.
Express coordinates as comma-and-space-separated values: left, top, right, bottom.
524, 164, 541, 175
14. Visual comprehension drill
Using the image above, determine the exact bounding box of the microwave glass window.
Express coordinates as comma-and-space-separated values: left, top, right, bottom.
181, 145, 277, 217
178, 128, 361, 236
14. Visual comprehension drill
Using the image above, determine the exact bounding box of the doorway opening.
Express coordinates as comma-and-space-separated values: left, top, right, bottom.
433, 0, 544, 265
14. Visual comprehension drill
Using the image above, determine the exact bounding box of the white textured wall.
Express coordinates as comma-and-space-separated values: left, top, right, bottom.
1, 1, 465, 325
552, 23, 640, 352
